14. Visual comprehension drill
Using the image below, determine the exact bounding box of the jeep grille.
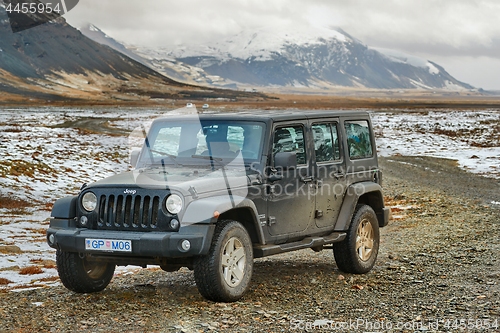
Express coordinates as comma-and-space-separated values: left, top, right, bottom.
97, 194, 161, 230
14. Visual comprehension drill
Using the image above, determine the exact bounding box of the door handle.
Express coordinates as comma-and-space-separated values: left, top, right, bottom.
300, 176, 314, 183
334, 173, 345, 180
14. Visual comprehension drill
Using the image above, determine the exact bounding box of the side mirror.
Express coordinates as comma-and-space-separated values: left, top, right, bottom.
274, 152, 297, 170
130, 149, 141, 167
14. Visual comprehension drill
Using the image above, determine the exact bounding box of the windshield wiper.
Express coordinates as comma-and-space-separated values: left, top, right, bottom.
191, 154, 224, 171
150, 149, 181, 167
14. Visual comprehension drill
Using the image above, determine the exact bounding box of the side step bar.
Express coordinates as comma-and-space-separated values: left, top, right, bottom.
253, 232, 346, 258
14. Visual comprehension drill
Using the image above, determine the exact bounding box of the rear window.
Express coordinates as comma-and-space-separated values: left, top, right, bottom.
312, 123, 341, 163
344, 120, 373, 159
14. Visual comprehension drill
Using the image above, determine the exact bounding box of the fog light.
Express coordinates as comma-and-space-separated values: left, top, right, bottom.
80, 216, 88, 226
180, 239, 191, 251
48, 234, 55, 245
169, 219, 180, 230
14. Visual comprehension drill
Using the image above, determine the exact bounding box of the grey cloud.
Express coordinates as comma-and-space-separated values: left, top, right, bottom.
65, 0, 500, 51
363, 37, 500, 60
63, 0, 500, 89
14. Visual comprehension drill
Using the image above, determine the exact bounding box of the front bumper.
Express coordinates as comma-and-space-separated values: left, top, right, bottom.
47, 218, 214, 258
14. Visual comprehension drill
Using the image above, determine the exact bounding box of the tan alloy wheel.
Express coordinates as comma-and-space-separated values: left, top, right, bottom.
83, 260, 109, 279
356, 218, 374, 262
221, 236, 246, 287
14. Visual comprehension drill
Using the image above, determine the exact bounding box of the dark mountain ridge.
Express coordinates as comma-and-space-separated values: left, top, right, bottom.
0, 3, 262, 103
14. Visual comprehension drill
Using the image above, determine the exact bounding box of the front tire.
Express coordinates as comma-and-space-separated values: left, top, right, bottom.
194, 220, 253, 302
333, 204, 379, 274
56, 250, 115, 293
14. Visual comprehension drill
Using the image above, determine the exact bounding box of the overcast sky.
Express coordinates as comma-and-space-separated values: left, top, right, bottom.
64, 0, 500, 90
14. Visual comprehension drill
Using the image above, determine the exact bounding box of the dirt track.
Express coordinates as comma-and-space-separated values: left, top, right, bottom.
50, 117, 131, 136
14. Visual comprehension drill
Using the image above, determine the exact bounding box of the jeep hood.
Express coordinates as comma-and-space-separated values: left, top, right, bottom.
88, 166, 254, 197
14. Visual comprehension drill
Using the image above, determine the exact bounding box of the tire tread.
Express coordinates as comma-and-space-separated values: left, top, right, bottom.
333, 204, 379, 274
56, 250, 115, 293
193, 220, 253, 302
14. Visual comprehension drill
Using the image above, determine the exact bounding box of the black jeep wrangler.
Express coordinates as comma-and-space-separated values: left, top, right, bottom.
47, 109, 390, 302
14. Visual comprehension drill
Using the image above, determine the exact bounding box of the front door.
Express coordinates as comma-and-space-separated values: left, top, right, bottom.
266, 123, 315, 239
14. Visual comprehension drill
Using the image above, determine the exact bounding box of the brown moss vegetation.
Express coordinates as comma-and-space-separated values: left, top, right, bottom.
30, 259, 56, 269
19, 266, 43, 275
1, 84, 499, 110
0, 246, 23, 254
0, 159, 57, 180
0, 278, 13, 285
0, 194, 30, 210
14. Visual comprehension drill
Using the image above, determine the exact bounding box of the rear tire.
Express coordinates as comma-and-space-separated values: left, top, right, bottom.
56, 250, 115, 293
194, 220, 253, 302
333, 204, 379, 274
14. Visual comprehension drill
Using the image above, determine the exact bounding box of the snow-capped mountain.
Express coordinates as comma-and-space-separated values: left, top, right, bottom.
171, 26, 473, 89
82, 24, 474, 90
79, 24, 233, 87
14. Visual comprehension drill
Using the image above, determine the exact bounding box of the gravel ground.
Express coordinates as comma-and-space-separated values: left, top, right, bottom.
1, 156, 499, 333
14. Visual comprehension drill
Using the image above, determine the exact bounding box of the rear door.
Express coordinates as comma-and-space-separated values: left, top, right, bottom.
311, 120, 347, 228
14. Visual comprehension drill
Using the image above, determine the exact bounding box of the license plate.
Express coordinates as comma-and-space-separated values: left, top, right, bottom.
85, 238, 132, 252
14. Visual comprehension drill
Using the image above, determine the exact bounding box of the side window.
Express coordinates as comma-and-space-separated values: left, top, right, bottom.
344, 120, 373, 159
272, 125, 306, 165
241, 125, 264, 160
312, 123, 341, 162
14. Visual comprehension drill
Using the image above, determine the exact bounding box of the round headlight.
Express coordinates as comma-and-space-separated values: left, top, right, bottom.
166, 194, 183, 214
82, 192, 97, 212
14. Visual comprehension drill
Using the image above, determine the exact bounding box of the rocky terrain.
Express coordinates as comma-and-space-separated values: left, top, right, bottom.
0, 156, 499, 332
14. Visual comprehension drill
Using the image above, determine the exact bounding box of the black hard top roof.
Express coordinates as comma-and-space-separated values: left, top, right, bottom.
153, 109, 370, 123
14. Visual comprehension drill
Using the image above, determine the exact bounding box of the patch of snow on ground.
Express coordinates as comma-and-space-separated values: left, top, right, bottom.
0, 108, 167, 290
372, 110, 500, 179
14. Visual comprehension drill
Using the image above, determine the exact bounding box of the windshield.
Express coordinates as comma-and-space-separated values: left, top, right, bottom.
137, 119, 266, 167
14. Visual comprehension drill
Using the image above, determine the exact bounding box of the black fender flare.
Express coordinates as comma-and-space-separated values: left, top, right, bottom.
181, 195, 265, 244
51, 196, 78, 219
334, 182, 386, 231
